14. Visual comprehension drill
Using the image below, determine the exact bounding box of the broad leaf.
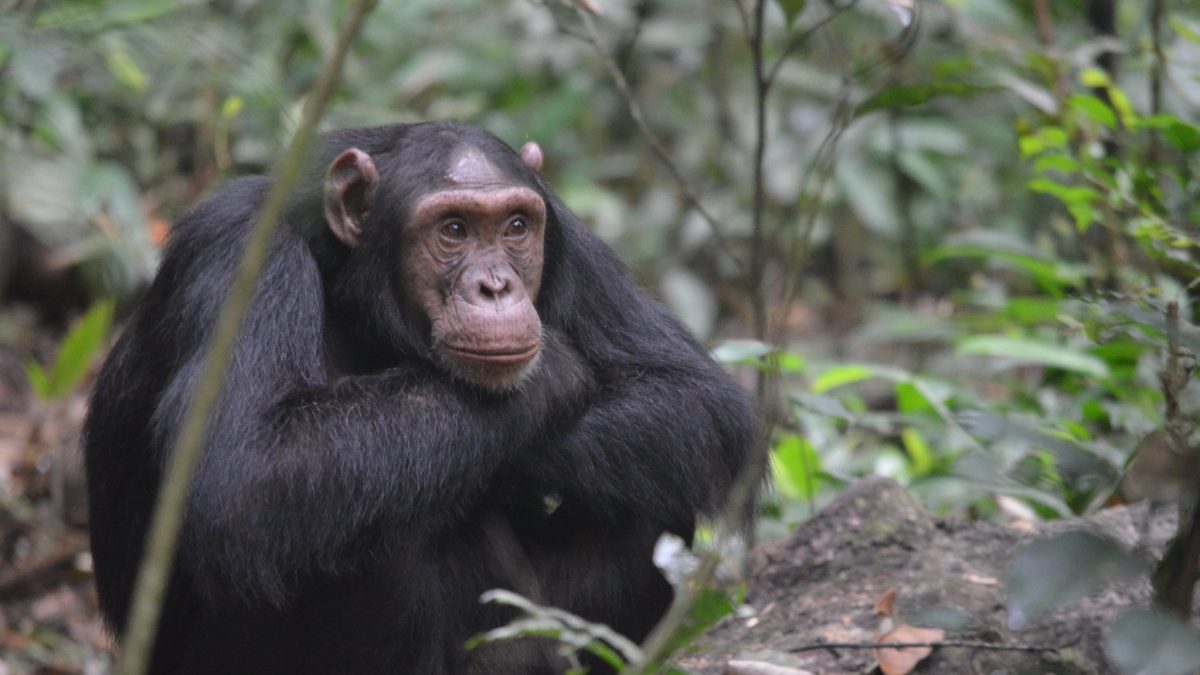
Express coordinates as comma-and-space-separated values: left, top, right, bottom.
772, 434, 821, 500
957, 335, 1110, 379
1106, 609, 1200, 675
29, 299, 114, 400
776, 0, 806, 27
1006, 532, 1146, 629
812, 364, 876, 393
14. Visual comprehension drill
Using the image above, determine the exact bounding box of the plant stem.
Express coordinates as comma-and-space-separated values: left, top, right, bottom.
113, 2, 376, 673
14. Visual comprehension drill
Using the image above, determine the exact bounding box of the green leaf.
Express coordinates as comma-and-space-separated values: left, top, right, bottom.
658, 587, 737, 661
1170, 15, 1200, 43
790, 391, 856, 421
925, 242, 1077, 296
221, 96, 245, 120
776, 352, 806, 374
25, 361, 50, 399
1000, 297, 1062, 325
957, 335, 1110, 379
1028, 178, 1100, 230
105, 44, 148, 94
39, 299, 115, 400
900, 427, 934, 475
856, 83, 989, 118
954, 453, 1074, 517
1028, 178, 1098, 206
1039, 126, 1068, 148
1032, 154, 1079, 175
772, 434, 821, 500
776, 0, 806, 27
1106, 609, 1200, 675
1007, 532, 1146, 629
1068, 95, 1117, 129
1141, 115, 1200, 154
1018, 135, 1043, 157
1079, 67, 1111, 88
812, 364, 876, 393
1107, 85, 1139, 127
959, 411, 1119, 483
36, 0, 180, 31
894, 381, 934, 415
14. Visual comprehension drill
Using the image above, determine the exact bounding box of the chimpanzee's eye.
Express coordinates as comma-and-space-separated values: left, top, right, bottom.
505, 217, 528, 238
441, 220, 468, 240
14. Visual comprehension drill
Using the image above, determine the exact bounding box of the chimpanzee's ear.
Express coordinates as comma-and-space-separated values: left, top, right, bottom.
324, 148, 379, 248
519, 142, 543, 173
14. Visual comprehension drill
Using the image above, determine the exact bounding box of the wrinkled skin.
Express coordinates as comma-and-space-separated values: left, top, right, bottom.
326, 145, 547, 390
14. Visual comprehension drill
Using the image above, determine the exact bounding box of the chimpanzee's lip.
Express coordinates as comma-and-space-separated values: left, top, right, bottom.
443, 343, 541, 366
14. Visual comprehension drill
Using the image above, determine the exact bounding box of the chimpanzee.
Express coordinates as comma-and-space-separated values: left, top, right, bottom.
83, 121, 756, 674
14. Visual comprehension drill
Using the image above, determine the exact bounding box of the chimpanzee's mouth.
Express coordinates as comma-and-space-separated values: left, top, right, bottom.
443, 344, 541, 366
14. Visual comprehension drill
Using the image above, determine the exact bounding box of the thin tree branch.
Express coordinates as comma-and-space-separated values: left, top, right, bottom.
1032, 0, 1068, 103
629, 4, 777, 671
889, 109, 922, 297
730, 0, 751, 39
789, 637, 1080, 654
113, 2, 377, 673
563, 5, 742, 270
773, 76, 853, 345
765, 3, 857, 89
1148, 0, 1165, 164
1152, 301, 1200, 619
749, 0, 768, 343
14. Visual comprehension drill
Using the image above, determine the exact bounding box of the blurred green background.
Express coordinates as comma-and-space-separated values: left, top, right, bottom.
4, 0, 1200, 671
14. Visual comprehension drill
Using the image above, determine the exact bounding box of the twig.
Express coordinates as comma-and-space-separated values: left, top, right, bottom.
1152, 301, 1200, 618
788, 637, 1079, 654
748, 0, 768, 343
1032, 0, 1068, 104
777, 1, 922, 322
764, 3, 857, 89
112, 2, 377, 674
629, 4, 779, 671
889, 109, 923, 297
1148, 0, 1165, 165
1163, 301, 1182, 426
564, 5, 742, 270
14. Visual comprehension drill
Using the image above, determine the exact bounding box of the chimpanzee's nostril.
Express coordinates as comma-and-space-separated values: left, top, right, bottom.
479, 277, 511, 301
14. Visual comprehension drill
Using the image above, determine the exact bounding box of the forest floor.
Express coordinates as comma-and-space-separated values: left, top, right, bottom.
0, 311, 112, 675
682, 478, 1170, 675
0, 310, 1179, 675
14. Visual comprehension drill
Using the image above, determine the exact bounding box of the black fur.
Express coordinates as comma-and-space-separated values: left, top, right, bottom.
83, 122, 756, 674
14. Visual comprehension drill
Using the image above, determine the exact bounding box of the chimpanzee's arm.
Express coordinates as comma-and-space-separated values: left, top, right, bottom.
531, 207, 758, 536
139, 194, 588, 607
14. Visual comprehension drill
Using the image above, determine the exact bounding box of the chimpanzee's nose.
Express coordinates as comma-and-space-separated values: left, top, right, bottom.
478, 275, 511, 301
463, 266, 521, 309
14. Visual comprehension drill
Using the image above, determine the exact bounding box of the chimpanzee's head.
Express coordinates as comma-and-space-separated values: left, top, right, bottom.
320, 123, 551, 392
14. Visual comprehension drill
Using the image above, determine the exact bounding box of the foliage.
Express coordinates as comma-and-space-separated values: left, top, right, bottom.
5, 0, 1200, 672
25, 299, 113, 401
470, 589, 646, 673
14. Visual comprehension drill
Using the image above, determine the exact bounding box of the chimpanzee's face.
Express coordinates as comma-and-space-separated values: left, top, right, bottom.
322, 143, 548, 391
403, 148, 546, 391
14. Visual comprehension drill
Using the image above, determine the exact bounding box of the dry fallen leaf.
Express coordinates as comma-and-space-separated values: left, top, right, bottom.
876, 622, 946, 675
873, 588, 946, 675
874, 587, 898, 617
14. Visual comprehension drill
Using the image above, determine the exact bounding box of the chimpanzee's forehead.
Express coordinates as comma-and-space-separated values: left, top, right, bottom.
441, 147, 518, 190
